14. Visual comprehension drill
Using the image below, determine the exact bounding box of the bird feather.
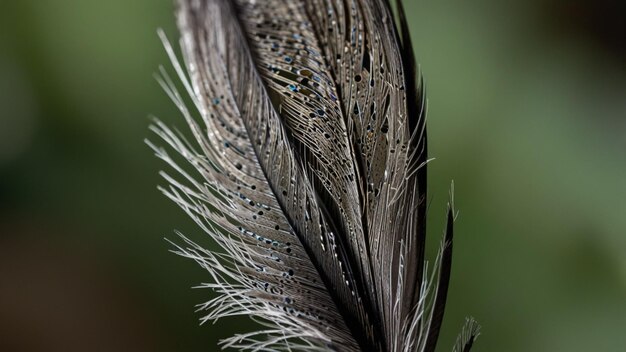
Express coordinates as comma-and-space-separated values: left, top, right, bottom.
148, 0, 479, 350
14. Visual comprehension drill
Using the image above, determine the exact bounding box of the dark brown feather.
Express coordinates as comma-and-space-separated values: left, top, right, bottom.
149, 0, 478, 350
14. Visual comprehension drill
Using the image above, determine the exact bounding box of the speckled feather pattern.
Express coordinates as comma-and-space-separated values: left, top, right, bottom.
149, 0, 478, 351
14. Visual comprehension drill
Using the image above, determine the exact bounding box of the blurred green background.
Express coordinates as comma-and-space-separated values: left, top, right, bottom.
1, 0, 624, 351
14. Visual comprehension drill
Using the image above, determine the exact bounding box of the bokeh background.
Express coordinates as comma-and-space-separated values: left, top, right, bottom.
1, 0, 624, 351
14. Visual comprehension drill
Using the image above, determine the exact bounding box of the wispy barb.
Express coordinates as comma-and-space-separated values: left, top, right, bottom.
148, 0, 479, 350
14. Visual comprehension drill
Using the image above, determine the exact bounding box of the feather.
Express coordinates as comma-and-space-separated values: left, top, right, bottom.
148, 0, 478, 350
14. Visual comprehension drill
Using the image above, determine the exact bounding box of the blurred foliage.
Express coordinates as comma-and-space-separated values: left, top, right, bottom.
0, 0, 624, 351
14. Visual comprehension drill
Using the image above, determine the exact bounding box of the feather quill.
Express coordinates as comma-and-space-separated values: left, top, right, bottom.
149, 0, 479, 350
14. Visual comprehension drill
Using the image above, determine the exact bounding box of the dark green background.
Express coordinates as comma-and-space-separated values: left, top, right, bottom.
1, 0, 624, 351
